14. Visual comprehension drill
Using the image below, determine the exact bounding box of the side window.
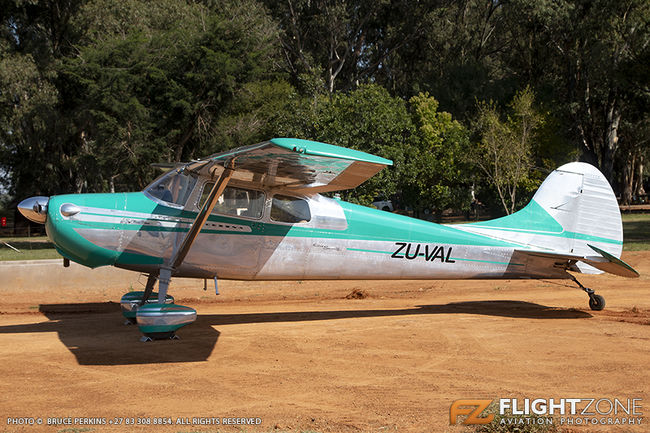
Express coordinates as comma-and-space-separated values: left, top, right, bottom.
199, 184, 265, 219
271, 195, 311, 223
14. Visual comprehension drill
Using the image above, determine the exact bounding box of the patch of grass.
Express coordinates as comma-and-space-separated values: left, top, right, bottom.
0, 243, 60, 260
622, 213, 650, 251
2, 236, 58, 257
0, 245, 61, 262
0, 235, 59, 261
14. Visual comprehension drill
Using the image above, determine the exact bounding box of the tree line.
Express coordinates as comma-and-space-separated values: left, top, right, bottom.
1, 0, 648, 216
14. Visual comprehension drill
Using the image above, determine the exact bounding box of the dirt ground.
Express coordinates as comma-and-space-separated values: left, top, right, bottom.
0, 251, 648, 433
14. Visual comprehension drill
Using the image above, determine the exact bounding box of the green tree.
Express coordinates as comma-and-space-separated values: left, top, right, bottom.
471, 87, 541, 215
315, 85, 414, 205
403, 93, 472, 218
1, 0, 283, 196
382, 0, 513, 117
271, 85, 476, 214
0, 52, 62, 197
0, 0, 84, 198
211, 80, 299, 152
271, 84, 414, 204
263, 0, 424, 95
58, 0, 282, 191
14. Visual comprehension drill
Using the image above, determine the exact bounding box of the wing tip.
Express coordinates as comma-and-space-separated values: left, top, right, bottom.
270, 138, 394, 166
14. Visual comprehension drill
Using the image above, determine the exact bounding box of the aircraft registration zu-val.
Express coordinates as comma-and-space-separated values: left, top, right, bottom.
18, 138, 639, 340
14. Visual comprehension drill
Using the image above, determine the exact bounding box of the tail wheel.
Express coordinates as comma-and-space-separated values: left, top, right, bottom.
589, 294, 606, 311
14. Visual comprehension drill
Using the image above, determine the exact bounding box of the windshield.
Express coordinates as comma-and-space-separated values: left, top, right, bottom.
145, 169, 197, 207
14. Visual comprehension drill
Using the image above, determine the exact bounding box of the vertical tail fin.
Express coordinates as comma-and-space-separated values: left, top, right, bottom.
458, 162, 623, 273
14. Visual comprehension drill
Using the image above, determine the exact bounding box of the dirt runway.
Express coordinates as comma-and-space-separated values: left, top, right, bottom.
0, 251, 648, 433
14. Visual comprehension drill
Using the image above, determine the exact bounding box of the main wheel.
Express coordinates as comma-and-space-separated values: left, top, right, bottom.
588, 294, 606, 311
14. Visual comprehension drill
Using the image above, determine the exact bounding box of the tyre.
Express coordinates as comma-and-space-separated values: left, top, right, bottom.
589, 294, 606, 311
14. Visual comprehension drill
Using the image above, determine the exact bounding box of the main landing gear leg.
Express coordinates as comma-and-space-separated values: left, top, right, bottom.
570, 274, 606, 311
139, 274, 157, 306
157, 267, 172, 304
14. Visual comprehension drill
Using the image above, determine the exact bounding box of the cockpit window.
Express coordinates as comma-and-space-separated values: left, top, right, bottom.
199, 184, 265, 219
271, 195, 311, 223
146, 169, 197, 207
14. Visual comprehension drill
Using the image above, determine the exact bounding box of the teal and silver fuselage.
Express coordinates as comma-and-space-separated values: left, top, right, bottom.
44, 189, 565, 281
38, 157, 629, 282
29, 157, 631, 285
16, 138, 635, 333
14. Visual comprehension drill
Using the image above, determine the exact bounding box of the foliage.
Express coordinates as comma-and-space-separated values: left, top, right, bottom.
212, 80, 298, 152
0, 51, 62, 197
272, 84, 414, 205
262, 0, 422, 95
471, 87, 541, 215
0, 0, 648, 214
271, 86, 474, 211
59, 0, 282, 191
2, 0, 283, 196
499, 0, 650, 186
403, 93, 472, 216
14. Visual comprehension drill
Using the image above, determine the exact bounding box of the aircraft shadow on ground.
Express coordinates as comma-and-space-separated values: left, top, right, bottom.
0, 300, 591, 366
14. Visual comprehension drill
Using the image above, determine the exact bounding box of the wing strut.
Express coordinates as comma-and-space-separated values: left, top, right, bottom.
157, 161, 235, 303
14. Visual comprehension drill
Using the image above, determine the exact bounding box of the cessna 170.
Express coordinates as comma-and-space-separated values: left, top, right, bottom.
18, 138, 638, 340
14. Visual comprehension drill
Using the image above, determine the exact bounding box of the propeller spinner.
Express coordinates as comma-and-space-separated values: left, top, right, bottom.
17, 196, 50, 224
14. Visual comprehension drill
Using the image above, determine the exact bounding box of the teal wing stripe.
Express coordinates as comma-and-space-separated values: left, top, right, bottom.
347, 247, 393, 254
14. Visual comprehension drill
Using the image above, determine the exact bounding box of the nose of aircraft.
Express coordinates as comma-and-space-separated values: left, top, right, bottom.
17, 196, 50, 224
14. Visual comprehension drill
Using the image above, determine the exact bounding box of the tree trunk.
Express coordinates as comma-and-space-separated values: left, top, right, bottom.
621, 153, 634, 205
634, 156, 645, 198
601, 103, 621, 185
109, 176, 116, 194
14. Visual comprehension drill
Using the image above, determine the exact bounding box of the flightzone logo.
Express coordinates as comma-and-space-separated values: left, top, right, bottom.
450, 398, 643, 427
449, 400, 494, 425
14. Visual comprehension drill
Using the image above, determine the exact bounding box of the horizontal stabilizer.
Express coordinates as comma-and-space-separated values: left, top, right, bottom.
586, 244, 639, 278
515, 247, 639, 279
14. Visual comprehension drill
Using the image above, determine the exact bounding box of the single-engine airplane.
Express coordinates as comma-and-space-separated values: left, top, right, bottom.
18, 138, 639, 340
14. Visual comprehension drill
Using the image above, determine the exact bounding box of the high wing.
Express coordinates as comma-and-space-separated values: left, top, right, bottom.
516, 244, 639, 278
184, 138, 393, 193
